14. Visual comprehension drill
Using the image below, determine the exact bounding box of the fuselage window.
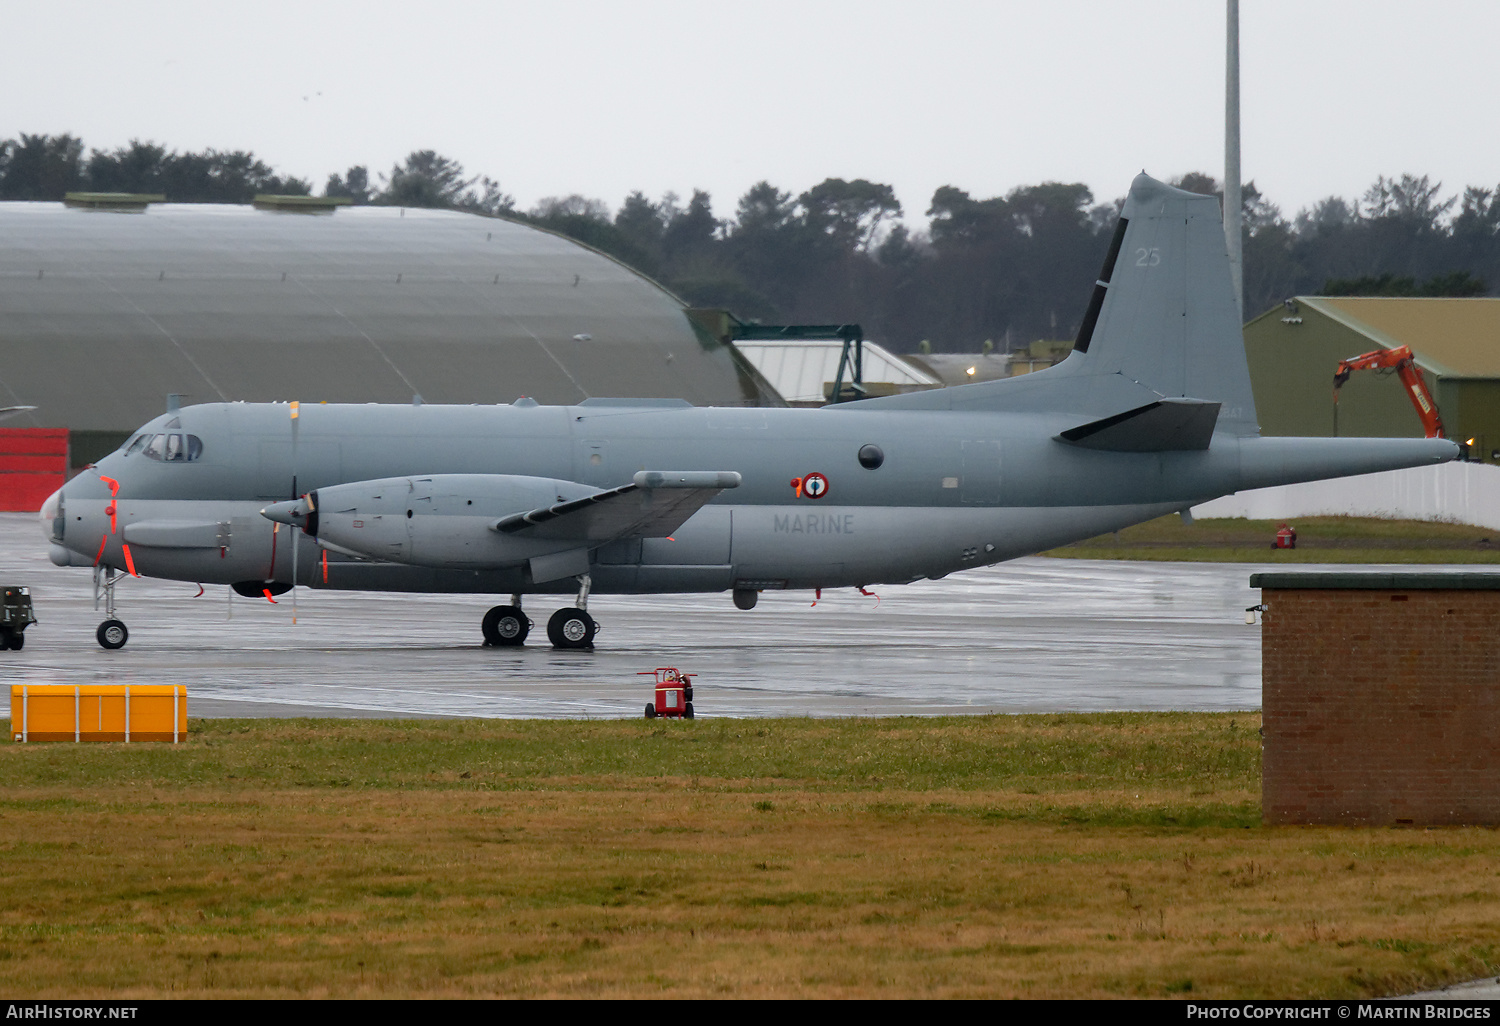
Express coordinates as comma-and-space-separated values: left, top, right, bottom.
140, 433, 204, 462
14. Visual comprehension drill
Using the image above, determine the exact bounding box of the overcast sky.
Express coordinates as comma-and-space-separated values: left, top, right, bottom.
4, 0, 1496, 226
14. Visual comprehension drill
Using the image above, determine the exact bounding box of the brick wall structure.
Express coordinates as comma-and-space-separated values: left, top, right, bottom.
1254, 572, 1500, 826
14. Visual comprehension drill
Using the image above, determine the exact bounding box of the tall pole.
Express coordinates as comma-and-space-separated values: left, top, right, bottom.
1225, 0, 1243, 319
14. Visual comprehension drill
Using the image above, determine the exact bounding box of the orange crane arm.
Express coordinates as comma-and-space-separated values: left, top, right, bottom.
1332, 345, 1446, 439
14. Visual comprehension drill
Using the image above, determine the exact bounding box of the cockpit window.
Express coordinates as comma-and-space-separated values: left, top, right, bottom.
124, 434, 149, 455
139, 433, 204, 462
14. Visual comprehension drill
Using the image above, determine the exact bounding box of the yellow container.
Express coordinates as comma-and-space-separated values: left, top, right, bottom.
10, 685, 186, 743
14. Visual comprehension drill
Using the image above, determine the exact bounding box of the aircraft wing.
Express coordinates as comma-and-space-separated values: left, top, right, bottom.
493, 470, 741, 543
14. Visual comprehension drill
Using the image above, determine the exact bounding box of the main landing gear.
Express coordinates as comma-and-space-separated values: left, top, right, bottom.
546, 574, 596, 650
94, 565, 128, 650
482, 595, 531, 647
483, 576, 598, 651
546, 606, 596, 649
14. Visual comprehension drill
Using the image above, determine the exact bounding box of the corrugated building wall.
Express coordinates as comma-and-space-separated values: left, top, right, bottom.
0, 429, 68, 512
1244, 297, 1500, 461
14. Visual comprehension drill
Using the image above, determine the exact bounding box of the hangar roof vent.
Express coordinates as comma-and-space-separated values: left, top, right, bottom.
63, 192, 165, 212
252, 194, 352, 214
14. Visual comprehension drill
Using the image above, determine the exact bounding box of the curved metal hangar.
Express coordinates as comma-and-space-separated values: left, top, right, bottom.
0, 199, 780, 441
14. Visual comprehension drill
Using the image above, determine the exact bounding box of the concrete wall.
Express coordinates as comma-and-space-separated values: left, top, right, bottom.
1260, 581, 1500, 825
1192, 461, 1500, 531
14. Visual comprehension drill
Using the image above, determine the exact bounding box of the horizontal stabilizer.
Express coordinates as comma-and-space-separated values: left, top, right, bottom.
494, 471, 740, 542
1058, 399, 1220, 452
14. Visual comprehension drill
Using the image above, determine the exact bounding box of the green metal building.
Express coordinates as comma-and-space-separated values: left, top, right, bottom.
1244, 297, 1500, 461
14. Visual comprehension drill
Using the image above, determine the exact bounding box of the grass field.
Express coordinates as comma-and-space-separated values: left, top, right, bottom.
2, 715, 1498, 998
1046, 515, 1500, 563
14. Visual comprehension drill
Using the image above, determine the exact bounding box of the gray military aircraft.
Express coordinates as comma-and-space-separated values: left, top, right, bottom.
42, 174, 1456, 650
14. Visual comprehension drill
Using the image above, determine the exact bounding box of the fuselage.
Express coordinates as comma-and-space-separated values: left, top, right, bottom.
45, 397, 1249, 596
44, 396, 1460, 598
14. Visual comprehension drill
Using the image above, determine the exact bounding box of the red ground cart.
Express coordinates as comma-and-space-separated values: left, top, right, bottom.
640, 667, 695, 719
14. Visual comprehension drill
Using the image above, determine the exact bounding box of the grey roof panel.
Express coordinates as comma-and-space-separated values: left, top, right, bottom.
0, 203, 781, 430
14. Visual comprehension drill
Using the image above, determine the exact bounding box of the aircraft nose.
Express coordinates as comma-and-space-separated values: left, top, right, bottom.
39, 485, 62, 523
39, 485, 64, 542
41, 484, 80, 565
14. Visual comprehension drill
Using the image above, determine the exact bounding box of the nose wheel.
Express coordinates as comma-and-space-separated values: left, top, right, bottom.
93, 565, 130, 650
97, 620, 128, 650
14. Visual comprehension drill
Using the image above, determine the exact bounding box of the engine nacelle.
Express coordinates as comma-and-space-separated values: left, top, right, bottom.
290, 474, 601, 569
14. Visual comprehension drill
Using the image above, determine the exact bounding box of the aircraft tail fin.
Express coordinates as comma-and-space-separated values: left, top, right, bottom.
855, 174, 1260, 435
1071, 173, 1258, 434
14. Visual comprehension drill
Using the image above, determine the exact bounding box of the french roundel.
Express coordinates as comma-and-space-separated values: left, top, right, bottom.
803, 472, 829, 499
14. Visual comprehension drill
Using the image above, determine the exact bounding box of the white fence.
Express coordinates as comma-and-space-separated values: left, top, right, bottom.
1190, 461, 1500, 531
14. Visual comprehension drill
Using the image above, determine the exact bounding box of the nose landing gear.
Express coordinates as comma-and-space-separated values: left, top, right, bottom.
94, 565, 129, 650
97, 619, 128, 650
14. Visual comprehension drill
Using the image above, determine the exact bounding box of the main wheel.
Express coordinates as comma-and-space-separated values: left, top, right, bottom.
546, 607, 596, 649
684, 702, 695, 720
97, 620, 128, 650
0, 628, 12, 650
645, 703, 657, 719
8, 631, 23, 651
482, 605, 530, 647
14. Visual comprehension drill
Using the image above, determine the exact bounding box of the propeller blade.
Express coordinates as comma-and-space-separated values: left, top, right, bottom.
291, 511, 300, 625
289, 403, 301, 626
